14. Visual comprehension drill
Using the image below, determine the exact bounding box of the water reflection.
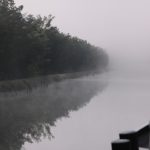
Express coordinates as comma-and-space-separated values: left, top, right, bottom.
0, 75, 107, 150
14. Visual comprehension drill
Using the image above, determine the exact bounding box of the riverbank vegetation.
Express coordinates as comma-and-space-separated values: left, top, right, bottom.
0, 0, 108, 81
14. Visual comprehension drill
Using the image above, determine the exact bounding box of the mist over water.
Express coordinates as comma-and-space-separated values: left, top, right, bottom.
0, 74, 107, 150
2, 0, 150, 150
23, 70, 150, 150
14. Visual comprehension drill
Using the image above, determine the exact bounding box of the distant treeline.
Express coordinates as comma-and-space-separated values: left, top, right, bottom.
0, 0, 108, 81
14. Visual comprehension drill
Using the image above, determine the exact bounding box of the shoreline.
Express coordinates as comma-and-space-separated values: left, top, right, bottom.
0, 70, 103, 93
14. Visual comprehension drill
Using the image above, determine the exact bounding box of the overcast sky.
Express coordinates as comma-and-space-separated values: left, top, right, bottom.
15, 0, 150, 65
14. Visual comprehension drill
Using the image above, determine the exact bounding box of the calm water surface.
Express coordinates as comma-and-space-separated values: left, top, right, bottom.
0, 71, 150, 150
24, 71, 150, 150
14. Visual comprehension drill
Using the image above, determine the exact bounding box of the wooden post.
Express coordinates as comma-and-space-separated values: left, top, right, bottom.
111, 139, 131, 150
119, 131, 138, 150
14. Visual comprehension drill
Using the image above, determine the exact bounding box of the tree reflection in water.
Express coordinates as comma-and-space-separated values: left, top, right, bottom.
0, 75, 107, 150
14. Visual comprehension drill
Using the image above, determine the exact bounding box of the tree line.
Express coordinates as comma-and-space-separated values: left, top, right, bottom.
0, 0, 108, 81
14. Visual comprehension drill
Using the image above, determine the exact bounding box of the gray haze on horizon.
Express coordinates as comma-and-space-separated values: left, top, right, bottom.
15, 0, 150, 67
11, 1, 150, 150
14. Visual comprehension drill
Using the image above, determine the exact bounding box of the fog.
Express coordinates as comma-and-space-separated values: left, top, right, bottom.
4, 1, 150, 150
0, 74, 107, 150
15, 0, 150, 66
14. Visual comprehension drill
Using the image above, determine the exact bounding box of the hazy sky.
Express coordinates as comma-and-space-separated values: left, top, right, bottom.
15, 0, 150, 64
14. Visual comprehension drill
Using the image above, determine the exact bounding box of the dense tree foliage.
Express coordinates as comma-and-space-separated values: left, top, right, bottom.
0, 0, 108, 81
